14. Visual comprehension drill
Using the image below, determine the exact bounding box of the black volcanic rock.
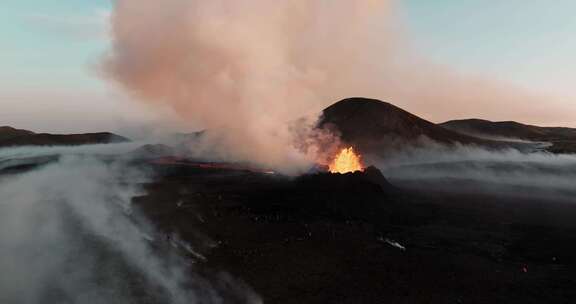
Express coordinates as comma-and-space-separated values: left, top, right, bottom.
319, 97, 493, 154
131, 158, 576, 304
132, 162, 437, 303
127, 144, 176, 159
297, 166, 392, 192
0, 129, 129, 148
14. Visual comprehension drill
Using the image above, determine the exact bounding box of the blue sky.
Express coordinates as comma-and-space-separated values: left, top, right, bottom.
1, 1, 575, 132
0, 0, 136, 133
1, 0, 109, 89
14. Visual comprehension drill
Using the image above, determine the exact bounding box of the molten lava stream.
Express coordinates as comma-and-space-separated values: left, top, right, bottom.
329, 147, 365, 174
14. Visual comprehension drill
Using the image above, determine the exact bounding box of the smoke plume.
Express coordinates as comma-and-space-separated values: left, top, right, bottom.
0, 145, 261, 304
378, 141, 576, 202
104, 0, 571, 172
103, 0, 396, 171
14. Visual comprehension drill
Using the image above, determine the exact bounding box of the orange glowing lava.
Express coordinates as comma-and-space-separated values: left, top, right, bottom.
328, 147, 364, 174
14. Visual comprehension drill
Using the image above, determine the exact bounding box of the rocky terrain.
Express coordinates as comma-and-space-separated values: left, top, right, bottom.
129, 159, 576, 304
1, 98, 576, 303
128, 99, 576, 303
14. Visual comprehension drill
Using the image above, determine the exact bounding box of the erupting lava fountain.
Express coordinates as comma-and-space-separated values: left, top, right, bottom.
328, 147, 365, 174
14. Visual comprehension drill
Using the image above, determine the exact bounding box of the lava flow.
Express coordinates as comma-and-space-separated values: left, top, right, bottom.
328, 147, 365, 174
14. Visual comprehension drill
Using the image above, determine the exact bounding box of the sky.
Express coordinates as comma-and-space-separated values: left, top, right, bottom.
0, 0, 152, 133
0, 0, 575, 133
402, 0, 576, 97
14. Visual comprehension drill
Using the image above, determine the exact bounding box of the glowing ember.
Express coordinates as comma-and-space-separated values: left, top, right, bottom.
329, 147, 364, 174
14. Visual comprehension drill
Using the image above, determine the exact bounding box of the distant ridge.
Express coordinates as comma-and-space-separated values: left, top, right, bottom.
0, 126, 35, 142
0, 127, 129, 148
441, 119, 576, 141
441, 119, 576, 153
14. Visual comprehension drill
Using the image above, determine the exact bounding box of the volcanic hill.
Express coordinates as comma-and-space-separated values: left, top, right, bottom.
319, 97, 496, 154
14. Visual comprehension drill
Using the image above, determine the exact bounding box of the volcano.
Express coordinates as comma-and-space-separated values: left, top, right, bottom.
3, 98, 576, 304
133, 139, 576, 303
319, 97, 496, 155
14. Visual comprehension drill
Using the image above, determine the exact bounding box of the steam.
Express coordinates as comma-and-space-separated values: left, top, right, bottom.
0, 145, 260, 303
104, 0, 572, 172
103, 0, 396, 172
378, 141, 576, 202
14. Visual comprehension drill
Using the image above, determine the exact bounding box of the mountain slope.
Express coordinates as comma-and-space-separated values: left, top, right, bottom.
319, 97, 496, 154
0, 126, 35, 142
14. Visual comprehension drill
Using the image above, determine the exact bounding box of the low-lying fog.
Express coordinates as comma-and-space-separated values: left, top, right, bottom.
0, 144, 260, 304
379, 142, 576, 202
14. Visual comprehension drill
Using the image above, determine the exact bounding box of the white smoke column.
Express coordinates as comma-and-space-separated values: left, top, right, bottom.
104, 0, 396, 172
104, 0, 573, 173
